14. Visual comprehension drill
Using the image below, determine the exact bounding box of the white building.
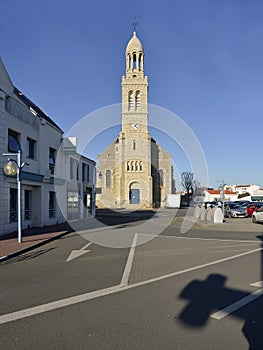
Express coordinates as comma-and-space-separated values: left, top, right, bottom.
0, 58, 96, 236
226, 184, 263, 202
56, 137, 96, 221
228, 184, 260, 196
203, 189, 238, 202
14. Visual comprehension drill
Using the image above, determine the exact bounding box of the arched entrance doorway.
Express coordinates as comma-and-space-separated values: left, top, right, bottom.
129, 182, 140, 204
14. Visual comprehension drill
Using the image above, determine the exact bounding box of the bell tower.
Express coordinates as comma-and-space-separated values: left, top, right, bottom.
121, 29, 148, 137
115, 26, 152, 208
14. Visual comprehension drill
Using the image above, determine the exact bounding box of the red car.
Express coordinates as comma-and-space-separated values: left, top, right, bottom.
246, 202, 263, 217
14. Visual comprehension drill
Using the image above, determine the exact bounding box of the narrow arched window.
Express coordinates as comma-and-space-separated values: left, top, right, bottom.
131, 161, 135, 171
133, 54, 136, 69
135, 161, 139, 171
139, 161, 143, 171
135, 91, 140, 110
128, 91, 134, 110
138, 53, 141, 70
127, 161, 130, 171
106, 170, 111, 187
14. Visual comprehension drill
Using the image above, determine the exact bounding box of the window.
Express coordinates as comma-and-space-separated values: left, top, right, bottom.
127, 161, 130, 171
10, 188, 17, 222
135, 91, 140, 110
82, 163, 89, 183
24, 190, 31, 220
139, 161, 143, 171
27, 137, 36, 159
133, 54, 136, 69
128, 91, 134, 110
70, 158, 79, 180
106, 170, 111, 187
8, 130, 21, 153
49, 148, 56, 175
67, 191, 79, 220
139, 53, 143, 70
49, 192, 56, 218
133, 140, 136, 151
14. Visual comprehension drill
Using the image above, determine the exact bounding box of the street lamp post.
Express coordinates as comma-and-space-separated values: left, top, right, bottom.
217, 179, 226, 219
3, 151, 28, 243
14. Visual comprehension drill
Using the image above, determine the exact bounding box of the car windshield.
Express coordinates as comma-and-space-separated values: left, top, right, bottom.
229, 203, 242, 209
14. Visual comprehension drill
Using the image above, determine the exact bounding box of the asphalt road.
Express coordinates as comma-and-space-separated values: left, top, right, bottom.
1, 208, 263, 349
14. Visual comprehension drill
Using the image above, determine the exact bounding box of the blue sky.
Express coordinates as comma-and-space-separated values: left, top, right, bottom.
1, 0, 263, 189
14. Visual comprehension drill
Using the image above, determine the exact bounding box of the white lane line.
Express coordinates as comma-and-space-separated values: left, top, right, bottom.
0, 247, 262, 326
0, 285, 121, 325
210, 288, 263, 320
138, 233, 260, 244
120, 233, 138, 286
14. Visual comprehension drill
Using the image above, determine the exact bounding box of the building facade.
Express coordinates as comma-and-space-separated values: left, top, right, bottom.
203, 189, 238, 203
96, 31, 174, 208
226, 184, 263, 202
56, 137, 96, 221
0, 58, 96, 236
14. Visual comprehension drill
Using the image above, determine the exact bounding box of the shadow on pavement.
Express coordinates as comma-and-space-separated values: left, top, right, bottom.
0, 222, 72, 241
0, 209, 157, 242
178, 234, 263, 349
95, 208, 156, 226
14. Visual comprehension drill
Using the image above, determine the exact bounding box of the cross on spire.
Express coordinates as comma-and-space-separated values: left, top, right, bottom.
132, 16, 138, 32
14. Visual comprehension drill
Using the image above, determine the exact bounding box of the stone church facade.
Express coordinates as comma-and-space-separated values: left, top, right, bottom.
96, 30, 174, 208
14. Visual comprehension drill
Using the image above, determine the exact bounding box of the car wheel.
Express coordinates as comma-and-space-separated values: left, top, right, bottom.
252, 216, 257, 223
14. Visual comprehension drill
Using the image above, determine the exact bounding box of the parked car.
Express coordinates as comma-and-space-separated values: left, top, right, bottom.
203, 201, 221, 209
252, 207, 263, 223
233, 200, 250, 206
246, 202, 263, 217
225, 203, 248, 218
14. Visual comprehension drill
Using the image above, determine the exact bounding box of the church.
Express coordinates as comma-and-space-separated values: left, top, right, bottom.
96, 29, 174, 209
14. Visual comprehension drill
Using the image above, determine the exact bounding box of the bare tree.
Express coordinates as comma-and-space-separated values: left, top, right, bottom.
181, 171, 194, 206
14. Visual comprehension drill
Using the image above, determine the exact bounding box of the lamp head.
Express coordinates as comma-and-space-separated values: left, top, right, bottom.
4, 160, 18, 176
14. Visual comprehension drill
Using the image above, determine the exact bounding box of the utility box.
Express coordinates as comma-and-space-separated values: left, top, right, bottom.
164, 194, 181, 208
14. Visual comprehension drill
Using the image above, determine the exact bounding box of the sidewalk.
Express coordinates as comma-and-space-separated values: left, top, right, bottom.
0, 222, 72, 262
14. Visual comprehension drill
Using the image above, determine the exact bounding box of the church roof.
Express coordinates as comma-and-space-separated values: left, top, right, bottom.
126, 31, 143, 53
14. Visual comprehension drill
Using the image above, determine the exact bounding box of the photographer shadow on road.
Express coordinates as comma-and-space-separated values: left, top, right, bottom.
178, 273, 263, 350
178, 235, 263, 349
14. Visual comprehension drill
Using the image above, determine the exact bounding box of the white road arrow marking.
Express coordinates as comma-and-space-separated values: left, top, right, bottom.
250, 281, 263, 288
210, 281, 263, 320
66, 242, 92, 262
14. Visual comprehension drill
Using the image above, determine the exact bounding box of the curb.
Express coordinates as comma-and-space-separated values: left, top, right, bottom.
0, 230, 72, 262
